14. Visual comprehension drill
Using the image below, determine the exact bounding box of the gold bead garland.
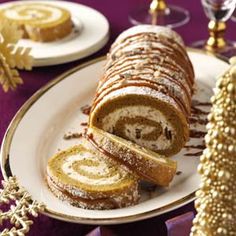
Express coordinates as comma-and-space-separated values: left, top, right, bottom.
191, 58, 236, 236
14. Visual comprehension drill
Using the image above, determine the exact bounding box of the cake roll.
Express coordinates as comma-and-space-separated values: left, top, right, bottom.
46, 140, 139, 210
87, 126, 177, 186
89, 25, 194, 156
0, 3, 73, 42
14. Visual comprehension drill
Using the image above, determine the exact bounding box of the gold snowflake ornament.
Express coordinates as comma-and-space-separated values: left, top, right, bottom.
0, 20, 33, 92
0, 176, 45, 236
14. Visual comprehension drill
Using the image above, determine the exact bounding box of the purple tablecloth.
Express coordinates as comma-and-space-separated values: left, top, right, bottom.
0, 0, 235, 235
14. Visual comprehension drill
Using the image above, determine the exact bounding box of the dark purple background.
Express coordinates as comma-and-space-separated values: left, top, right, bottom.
0, 0, 235, 235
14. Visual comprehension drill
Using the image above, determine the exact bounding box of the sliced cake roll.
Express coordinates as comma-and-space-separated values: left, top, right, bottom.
89, 25, 194, 156
87, 126, 177, 186
0, 3, 73, 42
46, 139, 139, 210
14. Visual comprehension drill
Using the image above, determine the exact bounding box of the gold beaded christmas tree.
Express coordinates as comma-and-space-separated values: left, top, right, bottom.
191, 58, 236, 236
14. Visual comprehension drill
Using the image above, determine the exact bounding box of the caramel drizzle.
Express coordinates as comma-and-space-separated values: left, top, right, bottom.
81, 105, 91, 116
191, 106, 208, 115
92, 31, 194, 122
184, 144, 205, 149
103, 57, 192, 100
104, 50, 193, 92
107, 33, 193, 96
63, 132, 83, 140
184, 101, 210, 156
95, 59, 192, 117
189, 117, 208, 125
99, 76, 189, 115
110, 33, 194, 81
191, 100, 212, 106
101, 63, 191, 106
80, 122, 88, 126
92, 78, 189, 119
190, 130, 206, 138
189, 101, 210, 125
112, 33, 186, 57
184, 151, 203, 157
125, 35, 194, 78
106, 49, 193, 89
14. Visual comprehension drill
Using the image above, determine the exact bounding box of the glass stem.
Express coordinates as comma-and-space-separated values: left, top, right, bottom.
206, 20, 226, 51
149, 0, 167, 14
149, 0, 168, 25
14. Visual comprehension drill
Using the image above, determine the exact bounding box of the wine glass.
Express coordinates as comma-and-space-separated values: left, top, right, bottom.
192, 0, 236, 57
231, 9, 236, 21
129, 0, 190, 28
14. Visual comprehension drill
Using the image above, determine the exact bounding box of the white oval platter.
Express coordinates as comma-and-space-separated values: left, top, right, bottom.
0, 49, 228, 224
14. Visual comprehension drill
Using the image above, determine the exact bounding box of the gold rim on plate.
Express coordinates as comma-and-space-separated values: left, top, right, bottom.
0, 48, 228, 224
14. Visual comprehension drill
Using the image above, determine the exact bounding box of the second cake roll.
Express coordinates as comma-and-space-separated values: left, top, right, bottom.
89, 25, 194, 156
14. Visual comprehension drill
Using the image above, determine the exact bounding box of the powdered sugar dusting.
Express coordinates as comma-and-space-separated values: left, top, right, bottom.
114, 25, 184, 46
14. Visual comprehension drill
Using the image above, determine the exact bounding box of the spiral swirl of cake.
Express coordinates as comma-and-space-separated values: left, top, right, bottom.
89, 25, 194, 156
0, 3, 73, 42
46, 140, 139, 209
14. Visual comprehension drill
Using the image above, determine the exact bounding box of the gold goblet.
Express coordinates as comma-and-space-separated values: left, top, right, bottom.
192, 0, 236, 57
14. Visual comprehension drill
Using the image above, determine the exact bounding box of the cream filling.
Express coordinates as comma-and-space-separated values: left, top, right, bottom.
102, 105, 175, 150
61, 153, 125, 186
4, 4, 63, 24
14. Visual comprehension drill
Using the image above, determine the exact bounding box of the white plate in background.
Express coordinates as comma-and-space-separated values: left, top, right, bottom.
0, 1, 109, 66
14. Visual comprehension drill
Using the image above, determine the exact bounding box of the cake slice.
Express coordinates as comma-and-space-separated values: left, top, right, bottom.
0, 3, 73, 42
86, 126, 177, 186
46, 138, 139, 210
